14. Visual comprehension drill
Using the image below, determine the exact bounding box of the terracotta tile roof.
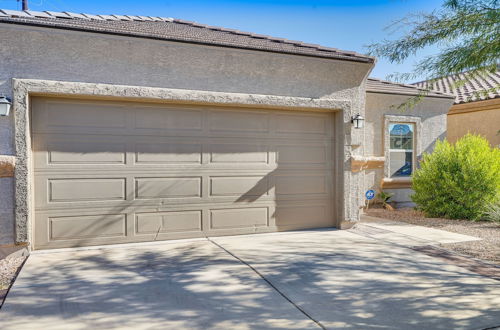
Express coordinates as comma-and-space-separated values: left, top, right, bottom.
0, 9, 374, 64
413, 70, 500, 104
366, 77, 455, 99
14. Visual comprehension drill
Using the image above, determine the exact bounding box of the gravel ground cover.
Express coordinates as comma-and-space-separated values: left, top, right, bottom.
0, 256, 26, 308
366, 208, 500, 264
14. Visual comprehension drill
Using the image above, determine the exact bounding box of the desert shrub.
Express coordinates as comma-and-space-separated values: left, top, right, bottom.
411, 134, 500, 220
483, 201, 500, 224
377, 191, 394, 210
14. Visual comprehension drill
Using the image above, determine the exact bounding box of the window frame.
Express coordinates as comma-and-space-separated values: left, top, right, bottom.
383, 115, 422, 180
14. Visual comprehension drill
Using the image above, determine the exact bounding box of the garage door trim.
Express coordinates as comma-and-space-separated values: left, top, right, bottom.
12, 79, 348, 248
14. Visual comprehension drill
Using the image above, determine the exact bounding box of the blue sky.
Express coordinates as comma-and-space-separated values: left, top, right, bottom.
1, 0, 444, 81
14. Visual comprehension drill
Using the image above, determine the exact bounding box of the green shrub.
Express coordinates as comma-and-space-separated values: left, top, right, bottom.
411, 134, 500, 220
377, 191, 394, 205
483, 201, 500, 224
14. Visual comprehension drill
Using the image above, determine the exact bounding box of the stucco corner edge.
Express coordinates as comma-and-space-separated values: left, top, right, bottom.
12, 78, 31, 245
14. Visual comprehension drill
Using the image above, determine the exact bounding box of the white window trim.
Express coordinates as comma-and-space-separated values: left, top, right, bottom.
384, 115, 422, 180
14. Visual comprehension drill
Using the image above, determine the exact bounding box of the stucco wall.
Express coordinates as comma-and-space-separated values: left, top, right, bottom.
0, 24, 370, 104
363, 93, 454, 205
0, 23, 373, 245
448, 103, 500, 147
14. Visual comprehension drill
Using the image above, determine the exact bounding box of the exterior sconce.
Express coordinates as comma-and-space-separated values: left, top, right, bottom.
0, 96, 11, 117
351, 114, 364, 129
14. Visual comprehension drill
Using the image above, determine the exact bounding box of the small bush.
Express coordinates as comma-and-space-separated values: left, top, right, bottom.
483, 201, 500, 224
411, 134, 500, 220
377, 191, 394, 205
377, 190, 394, 210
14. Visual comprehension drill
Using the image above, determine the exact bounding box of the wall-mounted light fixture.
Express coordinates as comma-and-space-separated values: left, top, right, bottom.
0, 96, 12, 117
351, 114, 364, 129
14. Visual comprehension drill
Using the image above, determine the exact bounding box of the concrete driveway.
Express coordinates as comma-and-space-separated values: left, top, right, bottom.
1, 228, 499, 330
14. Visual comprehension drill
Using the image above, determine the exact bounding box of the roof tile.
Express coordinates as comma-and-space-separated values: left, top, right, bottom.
124, 15, 143, 21
112, 15, 132, 21
64, 12, 89, 19
367, 77, 454, 99
82, 13, 104, 20
1, 9, 31, 17
413, 70, 500, 104
97, 14, 118, 20
0, 9, 374, 63
137, 15, 153, 21
45, 11, 71, 18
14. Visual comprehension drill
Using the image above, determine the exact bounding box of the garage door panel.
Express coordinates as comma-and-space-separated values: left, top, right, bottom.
33, 136, 127, 168
32, 99, 129, 134
276, 144, 329, 165
135, 177, 202, 199
36, 139, 332, 170
135, 143, 203, 164
209, 143, 269, 164
275, 175, 329, 196
35, 173, 331, 208
48, 141, 126, 165
32, 97, 337, 249
209, 207, 269, 230
134, 107, 203, 131
275, 113, 328, 136
48, 214, 127, 241
43, 104, 127, 130
49, 178, 126, 203
135, 210, 202, 234
210, 176, 269, 197
35, 198, 331, 214
34, 213, 130, 249
209, 110, 270, 133
34, 176, 127, 208
275, 204, 331, 228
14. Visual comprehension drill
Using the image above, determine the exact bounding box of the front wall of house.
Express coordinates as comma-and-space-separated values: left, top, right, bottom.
364, 93, 454, 206
0, 24, 369, 105
0, 23, 372, 245
447, 101, 500, 147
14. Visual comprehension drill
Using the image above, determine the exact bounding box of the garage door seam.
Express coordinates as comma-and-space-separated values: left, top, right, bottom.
207, 238, 326, 330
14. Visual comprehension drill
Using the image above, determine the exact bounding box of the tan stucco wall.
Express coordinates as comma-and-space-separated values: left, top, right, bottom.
447, 99, 500, 147
0, 23, 373, 245
363, 93, 454, 205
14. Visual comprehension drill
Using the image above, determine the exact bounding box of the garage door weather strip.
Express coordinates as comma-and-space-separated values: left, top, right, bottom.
207, 237, 326, 330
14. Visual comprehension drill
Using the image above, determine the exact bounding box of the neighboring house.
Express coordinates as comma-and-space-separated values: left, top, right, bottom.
415, 70, 500, 147
0, 10, 454, 250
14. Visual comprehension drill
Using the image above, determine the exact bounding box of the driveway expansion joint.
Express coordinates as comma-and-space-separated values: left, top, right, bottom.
207, 237, 326, 330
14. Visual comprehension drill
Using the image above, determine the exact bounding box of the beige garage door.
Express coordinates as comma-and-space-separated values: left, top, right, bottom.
32, 97, 337, 249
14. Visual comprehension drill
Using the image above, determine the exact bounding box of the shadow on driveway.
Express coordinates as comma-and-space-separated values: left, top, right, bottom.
1, 230, 499, 329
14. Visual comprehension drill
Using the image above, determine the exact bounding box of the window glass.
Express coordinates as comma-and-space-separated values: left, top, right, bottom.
389, 123, 414, 177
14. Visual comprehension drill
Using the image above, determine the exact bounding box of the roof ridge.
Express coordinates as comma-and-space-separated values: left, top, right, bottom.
368, 77, 419, 88
0, 9, 175, 21
367, 77, 455, 99
0, 8, 374, 62
368, 77, 450, 94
